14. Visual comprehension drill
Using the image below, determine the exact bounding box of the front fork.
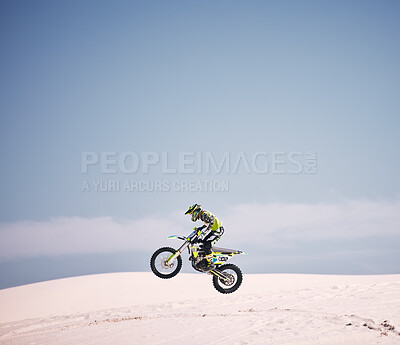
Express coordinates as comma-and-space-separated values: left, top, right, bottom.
166, 241, 190, 265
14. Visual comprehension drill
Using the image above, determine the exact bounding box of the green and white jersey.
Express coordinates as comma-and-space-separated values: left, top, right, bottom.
199, 210, 222, 234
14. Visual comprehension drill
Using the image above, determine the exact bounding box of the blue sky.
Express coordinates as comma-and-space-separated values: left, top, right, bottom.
0, 0, 399, 288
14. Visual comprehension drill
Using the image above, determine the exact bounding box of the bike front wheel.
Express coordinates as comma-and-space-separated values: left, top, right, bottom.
150, 247, 182, 279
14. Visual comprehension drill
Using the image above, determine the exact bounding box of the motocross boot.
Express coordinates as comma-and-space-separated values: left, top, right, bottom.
202, 253, 215, 272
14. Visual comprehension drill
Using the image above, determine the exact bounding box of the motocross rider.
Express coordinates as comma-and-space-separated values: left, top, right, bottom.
185, 204, 224, 271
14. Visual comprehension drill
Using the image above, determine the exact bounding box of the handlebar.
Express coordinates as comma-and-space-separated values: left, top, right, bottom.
185, 225, 207, 243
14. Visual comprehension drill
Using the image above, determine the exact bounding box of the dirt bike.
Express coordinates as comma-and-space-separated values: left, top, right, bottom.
150, 225, 247, 294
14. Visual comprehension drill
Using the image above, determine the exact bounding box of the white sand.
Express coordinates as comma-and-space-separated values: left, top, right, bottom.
0, 272, 399, 344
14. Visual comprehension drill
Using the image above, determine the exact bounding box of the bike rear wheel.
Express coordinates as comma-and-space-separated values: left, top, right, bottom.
212, 264, 243, 294
150, 247, 182, 279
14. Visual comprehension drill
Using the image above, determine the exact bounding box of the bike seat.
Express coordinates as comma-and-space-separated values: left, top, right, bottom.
211, 246, 241, 255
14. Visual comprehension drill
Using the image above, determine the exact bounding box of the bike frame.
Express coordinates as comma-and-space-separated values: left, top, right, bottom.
165, 227, 246, 281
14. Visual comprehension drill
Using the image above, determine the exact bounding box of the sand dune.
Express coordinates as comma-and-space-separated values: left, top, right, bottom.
1, 272, 399, 344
